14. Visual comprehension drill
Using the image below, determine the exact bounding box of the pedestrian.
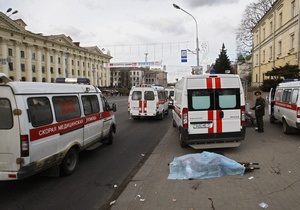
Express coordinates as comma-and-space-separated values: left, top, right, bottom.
251, 91, 265, 133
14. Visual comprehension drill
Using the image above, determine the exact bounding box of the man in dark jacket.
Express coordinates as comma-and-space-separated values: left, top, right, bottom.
251, 91, 265, 133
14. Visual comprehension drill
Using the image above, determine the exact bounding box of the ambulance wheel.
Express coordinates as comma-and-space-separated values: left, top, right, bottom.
159, 112, 164, 120
60, 148, 79, 176
165, 109, 169, 115
106, 128, 113, 145
172, 119, 177, 127
179, 132, 188, 148
282, 119, 292, 134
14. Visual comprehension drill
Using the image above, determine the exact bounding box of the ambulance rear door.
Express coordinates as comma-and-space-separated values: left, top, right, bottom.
0, 86, 21, 174
187, 76, 242, 137
144, 89, 156, 116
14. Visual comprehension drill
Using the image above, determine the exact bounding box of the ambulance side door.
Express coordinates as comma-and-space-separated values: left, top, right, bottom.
82, 94, 102, 145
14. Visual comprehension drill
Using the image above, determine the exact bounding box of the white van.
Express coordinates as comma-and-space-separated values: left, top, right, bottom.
172, 74, 246, 149
268, 80, 300, 134
0, 74, 116, 181
128, 84, 168, 120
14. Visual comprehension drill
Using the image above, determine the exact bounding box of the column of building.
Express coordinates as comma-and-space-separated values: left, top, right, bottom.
54, 49, 59, 80
26, 43, 32, 81
1, 38, 9, 75
36, 46, 42, 82
45, 49, 51, 82
14, 41, 21, 81
74, 54, 78, 78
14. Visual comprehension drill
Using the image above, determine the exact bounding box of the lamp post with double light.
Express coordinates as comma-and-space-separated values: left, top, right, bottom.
173, 3, 200, 71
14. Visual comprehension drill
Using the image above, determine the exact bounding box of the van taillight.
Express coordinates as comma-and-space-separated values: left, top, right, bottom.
297, 107, 300, 118
182, 108, 188, 128
20, 135, 29, 157
241, 106, 245, 125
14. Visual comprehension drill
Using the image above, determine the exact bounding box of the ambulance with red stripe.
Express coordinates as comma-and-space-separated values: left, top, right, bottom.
0, 74, 116, 180
128, 84, 168, 120
172, 74, 246, 149
268, 80, 300, 134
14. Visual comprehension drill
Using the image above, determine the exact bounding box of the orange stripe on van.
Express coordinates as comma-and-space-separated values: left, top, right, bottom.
215, 78, 221, 89
206, 78, 213, 89
208, 110, 214, 134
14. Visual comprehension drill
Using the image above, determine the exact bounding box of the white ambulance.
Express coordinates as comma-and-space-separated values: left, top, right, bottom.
268, 80, 300, 134
0, 74, 116, 181
128, 84, 169, 120
172, 74, 246, 149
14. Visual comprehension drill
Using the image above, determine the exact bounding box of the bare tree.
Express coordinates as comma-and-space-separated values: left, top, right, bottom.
236, 0, 275, 57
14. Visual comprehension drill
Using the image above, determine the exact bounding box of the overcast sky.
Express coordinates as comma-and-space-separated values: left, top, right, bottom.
1, 0, 253, 82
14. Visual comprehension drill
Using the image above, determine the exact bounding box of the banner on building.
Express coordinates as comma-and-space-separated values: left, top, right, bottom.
105, 61, 162, 68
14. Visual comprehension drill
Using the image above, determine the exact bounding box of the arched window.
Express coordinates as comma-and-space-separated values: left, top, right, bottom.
42, 78, 46, 82
32, 77, 36, 82
21, 77, 26, 81
51, 78, 54, 83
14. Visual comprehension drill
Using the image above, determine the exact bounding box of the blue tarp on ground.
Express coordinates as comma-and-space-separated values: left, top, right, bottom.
168, 151, 245, 180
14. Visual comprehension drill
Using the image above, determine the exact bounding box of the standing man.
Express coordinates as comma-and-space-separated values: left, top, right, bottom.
251, 91, 265, 133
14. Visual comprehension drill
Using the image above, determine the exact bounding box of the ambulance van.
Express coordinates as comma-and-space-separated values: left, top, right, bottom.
268, 80, 300, 134
172, 74, 246, 149
128, 84, 168, 120
0, 74, 116, 181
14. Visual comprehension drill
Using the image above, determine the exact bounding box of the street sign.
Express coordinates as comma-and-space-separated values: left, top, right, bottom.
181, 50, 187, 62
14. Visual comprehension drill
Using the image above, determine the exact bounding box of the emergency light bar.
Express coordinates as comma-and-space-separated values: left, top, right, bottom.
56, 78, 90, 84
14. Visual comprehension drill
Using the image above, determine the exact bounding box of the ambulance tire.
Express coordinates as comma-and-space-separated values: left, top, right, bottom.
282, 119, 292, 134
165, 109, 169, 115
172, 119, 177, 127
179, 130, 188, 148
60, 148, 79, 176
106, 128, 113, 145
159, 112, 164, 120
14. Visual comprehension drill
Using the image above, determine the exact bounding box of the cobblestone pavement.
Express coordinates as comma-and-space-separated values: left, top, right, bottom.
111, 105, 300, 210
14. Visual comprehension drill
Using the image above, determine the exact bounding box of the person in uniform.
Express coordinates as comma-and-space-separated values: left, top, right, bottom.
251, 91, 265, 133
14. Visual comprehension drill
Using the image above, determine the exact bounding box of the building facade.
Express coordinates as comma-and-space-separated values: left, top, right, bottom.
110, 67, 168, 88
252, 0, 299, 87
0, 12, 112, 86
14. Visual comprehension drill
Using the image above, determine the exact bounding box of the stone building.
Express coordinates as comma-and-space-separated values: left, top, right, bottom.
252, 0, 299, 87
0, 12, 112, 86
110, 66, 168, 88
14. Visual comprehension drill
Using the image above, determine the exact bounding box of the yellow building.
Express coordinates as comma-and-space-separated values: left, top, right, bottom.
0, 12, 112, 86
252, 0, 299, 87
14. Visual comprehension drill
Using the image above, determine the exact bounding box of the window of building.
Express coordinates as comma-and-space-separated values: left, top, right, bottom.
32, 52, 36, 60
269, 46, 273, 60
58, 68, 61, 74
50, 56, 53, 63
72, 60, 74, 65
50, 67, 54, 74
262, 28, 265, 40
20, 50, 25, 58
256, 54, 258, 65
58, 57, 61, 64
279, 12, 283, 27
278, 41, 282, 55
42, 54, 45, 61
32, 65, 36, 73
291, 1, 296, 18
290, 33, 295, 50
262, 50, 265, 62
8, 48, 13, 56
42, 66, 45, 73
77, 61, 80, 66
270, 21, 273, 33
21, 63, 25, 72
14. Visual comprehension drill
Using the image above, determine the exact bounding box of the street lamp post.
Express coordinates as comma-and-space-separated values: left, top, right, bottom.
173, 3, 200, 69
